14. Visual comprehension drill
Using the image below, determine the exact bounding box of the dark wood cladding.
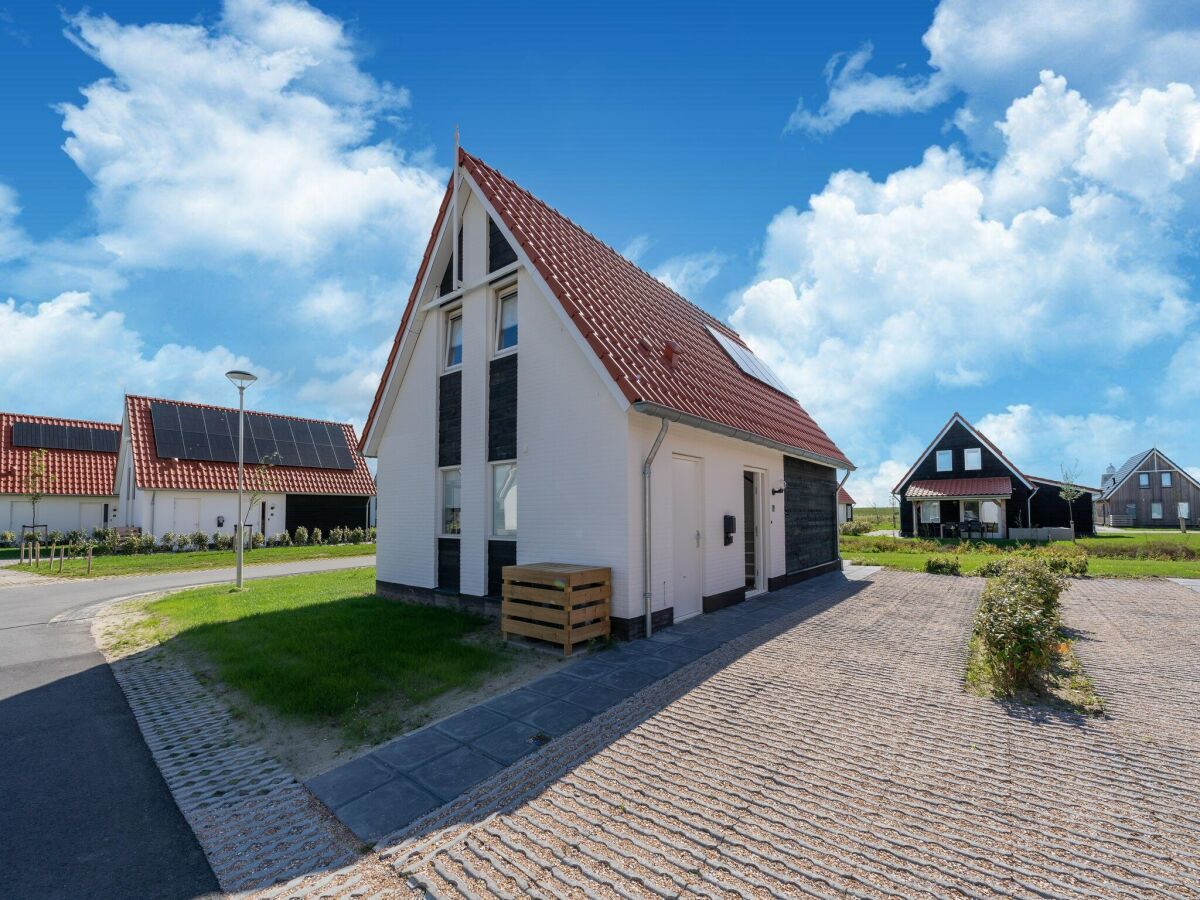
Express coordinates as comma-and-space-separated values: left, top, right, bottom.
437, 538, 460, 591
488, 354, 518, 461
437, 226, 464, 295
784, 456, 837, 573
1099, 450, 1200, 528
488, 217, 517, 271
285, 494, 370, 534
487, 539, 516, 598
1029, 480, 1095, 535
438, 371, 462, 467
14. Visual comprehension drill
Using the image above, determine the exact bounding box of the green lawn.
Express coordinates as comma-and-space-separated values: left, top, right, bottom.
26, 542, 375, 578
123, 568, 512, 740
0, 547, 18, 560
843, 548, 1200, 578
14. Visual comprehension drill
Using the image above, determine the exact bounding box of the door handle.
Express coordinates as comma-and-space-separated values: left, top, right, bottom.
695, 530, 701, 547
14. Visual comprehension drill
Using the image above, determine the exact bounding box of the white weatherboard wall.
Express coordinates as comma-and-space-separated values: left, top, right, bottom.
125, 488, 286, 539
4, 496, 115, 534
626, 415, 786, 622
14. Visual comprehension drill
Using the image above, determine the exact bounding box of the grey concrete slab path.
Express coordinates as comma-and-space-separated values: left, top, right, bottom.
0, 553, 373, 900
1171, 578, 1200, 593
309, 565, 880, 843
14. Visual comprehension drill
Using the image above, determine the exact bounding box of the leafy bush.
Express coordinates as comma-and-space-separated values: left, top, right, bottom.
251, 531, 265, 549
329, 526, 345, 544
174, 533, 190, 552
976, 559, 1010, 578
269, 531, 292, 547
293, 525, 309, 546
138, 533, 157, 554
189, 530, 210, 551
839, 519, 874, 535
1086, 540, 1196, 561
349, 526, 365, 544
368, 526, 376, 542
1037, 547, 1088, 576
47, 530, 65, 545
972, 558, 1066, 694
117, 535, 139, 554
842, 535, 942, 554
925, 556, 961, 575
0, 530, 14, 546
212, 532, 234, 551
311, 528, 323, 545
65, 529, 85, 545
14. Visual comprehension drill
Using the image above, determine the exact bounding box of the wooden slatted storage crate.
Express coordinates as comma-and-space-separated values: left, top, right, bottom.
501, 563, 611, 656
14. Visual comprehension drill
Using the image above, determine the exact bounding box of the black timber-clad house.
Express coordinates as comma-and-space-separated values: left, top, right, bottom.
894, 413, 1096, 539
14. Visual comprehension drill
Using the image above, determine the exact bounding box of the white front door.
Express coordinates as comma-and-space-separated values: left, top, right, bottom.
80, 502, 105, 533
173, 498, 200, 535
672, 456, 703, 621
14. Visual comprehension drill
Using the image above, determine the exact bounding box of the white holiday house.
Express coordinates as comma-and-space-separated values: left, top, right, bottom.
361, 149, 853, 639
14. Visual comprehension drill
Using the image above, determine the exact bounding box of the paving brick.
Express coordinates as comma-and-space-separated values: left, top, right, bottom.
481, 686, 551, 719
432, 706, 509, 742
618, 654, 684, 679
559, 683, 627, 713
595, 666, 660, 696
408, 746, 504, 802
308, 756, 393, 810
519, 699, 591, 737
468, 719, 546, 765
523, 672, 589, 698
335, 777, 440, 842
371, 728, 461, 772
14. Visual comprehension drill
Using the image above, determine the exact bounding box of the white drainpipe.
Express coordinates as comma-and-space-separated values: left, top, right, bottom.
642, 416, 673, 638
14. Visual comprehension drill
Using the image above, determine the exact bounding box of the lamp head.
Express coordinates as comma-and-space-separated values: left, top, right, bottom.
225, 370, 257, 389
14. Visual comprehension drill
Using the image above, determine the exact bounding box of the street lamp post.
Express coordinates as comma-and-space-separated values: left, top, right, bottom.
225, 370, 257, 588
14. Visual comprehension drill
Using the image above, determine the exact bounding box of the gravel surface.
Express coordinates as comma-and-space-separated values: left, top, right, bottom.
267, 571, 1200, 898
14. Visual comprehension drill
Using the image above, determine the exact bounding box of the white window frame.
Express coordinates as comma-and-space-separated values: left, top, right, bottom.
921, 500, 941, 523
1139, 472, 1150, 488
1151, 501, 1163, 520
936, 450, 952, 472
490, 461, 517, 538
1162, 471, 1173, 487
964, 448, 982, 471
440, 466, 462, 536
444, 310, 464, 373
1179, 502, 1191, 521
494, 286, 518, 357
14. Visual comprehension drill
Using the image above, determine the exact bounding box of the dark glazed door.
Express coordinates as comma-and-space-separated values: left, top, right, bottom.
744, 472, 758, 590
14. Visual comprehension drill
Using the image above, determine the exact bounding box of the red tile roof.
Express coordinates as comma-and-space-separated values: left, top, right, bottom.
838, 487, 855, 505
1, 412, 119, 497
906, 477, 1013, 499
361, 150, 851, 469
126, 396, 375, 495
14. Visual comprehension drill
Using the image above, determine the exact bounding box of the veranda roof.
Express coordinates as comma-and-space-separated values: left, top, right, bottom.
905, 477, 1012, 500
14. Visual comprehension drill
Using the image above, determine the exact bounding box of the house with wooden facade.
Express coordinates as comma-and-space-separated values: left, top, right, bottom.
1096, 449, 1198, 528
893, 413, 1096, 540
361, 148, 853, 640
1, 412, 120, 536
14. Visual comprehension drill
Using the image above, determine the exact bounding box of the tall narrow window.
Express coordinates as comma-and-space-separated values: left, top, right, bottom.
936, 450, 952, 472
1162, 471, 1173, 487
441, 468, 462, 535
1151, 502, 1163, 520
445, 313, 463, 370
1139, 472, 1150, 488
1180, 502, 1191, 520
492, 463, 517, 537
964, 448, 981, 471
496, 291, 518, 353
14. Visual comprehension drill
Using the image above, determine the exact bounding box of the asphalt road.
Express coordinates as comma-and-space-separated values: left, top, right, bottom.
0, 556, 375, 900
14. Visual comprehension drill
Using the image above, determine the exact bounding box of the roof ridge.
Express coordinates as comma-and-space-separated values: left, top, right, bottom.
459, 148, 736, 336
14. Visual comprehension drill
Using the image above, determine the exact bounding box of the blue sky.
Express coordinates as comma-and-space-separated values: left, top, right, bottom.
2, 0, 1198, 503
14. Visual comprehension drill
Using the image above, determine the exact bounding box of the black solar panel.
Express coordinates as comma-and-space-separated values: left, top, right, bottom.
11, 422, 119, 453
148, 401, 354, 470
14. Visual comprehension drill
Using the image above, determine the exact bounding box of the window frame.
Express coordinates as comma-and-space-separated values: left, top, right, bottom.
490, 461, 517, 539
493, 286, 518, 357
1162, 471, 1173, 488
921, 500, 941, 523
1138, 472, 1150, 488
440, 466, 462, 537
444, 309, 464, 373
963, 448, 982, 471
1151, 501, 1163, 520
935, 450, 952, 472
1179, 502, 1191, 521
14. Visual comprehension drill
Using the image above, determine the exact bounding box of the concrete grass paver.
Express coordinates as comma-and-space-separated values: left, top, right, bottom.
274, 567, 1200, 898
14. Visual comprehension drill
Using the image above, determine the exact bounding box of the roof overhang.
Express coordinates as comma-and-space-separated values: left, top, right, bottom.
905, 477, 1013, 500
892, 413, 1034, 495
633, 402, 854, 471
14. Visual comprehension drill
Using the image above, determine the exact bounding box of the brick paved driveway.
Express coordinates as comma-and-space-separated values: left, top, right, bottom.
276, 571, 1200, 898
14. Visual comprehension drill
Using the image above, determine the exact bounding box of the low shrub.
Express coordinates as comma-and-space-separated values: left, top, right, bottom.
311, 528, 323, 545
117, 535, 139, 554
138, 533, 157, 554
1087, 540, 1196, 561
329, 526, 346, 545
251, 531, 265, 549
368, 526, 376, 542
47, 530, 65, 546
349, 526, 365, 544
174, 533, 190, 552
839, 519, 874, 535
159, 531, 177, 551
213, 532, 234, 551
65, 529, 85, 546
976, 558, 1010, 578
293, 525, 309, 546
925, 556, 961, 576
972, 557, 1066, 694
0, 530, 14, 546
1037, 547, 1089, 576
189, 530, 210, 551
268, 531, 292, 547
842, 535, 941, 554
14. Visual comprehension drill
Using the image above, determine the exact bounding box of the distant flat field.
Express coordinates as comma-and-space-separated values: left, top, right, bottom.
26, 543, 375, 578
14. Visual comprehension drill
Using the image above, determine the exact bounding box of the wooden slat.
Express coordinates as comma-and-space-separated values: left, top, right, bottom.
570, 620, 610, 642
503, 583, 570, 606
570, 602, 609, 625
567, 585, 608, 605
502, 600, 568, 625
502, 618, 568, 644
567, 567, 612, 587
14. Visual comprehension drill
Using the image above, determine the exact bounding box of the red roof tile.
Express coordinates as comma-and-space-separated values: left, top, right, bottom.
838, 487, 855, 505
906, 478, 1013, 499
1, 412, 119, 497
126, 396, 375, 495
361, 150, 851, 469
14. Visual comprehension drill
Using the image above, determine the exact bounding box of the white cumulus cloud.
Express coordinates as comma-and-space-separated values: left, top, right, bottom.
652, 252, 725, 299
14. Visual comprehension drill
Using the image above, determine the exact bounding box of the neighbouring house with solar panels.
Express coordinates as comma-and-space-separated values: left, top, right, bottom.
893, 413, 1098, 540
1, 412, 120, 536
360, 148, 853, 640
113, 395, 375, 539
1095, 449, 1199, 528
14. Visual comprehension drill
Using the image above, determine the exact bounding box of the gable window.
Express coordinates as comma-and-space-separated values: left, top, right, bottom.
441, 468, 462, 535
1139, 473, 1150, 488
964, 448, 982, 471
495, 290, 518, 354
492, 462, 517, 537
1162, 471, 1173, 487
936, 450, 952, 472
1151, 502, 1163, 520
445, 312, 463, 370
